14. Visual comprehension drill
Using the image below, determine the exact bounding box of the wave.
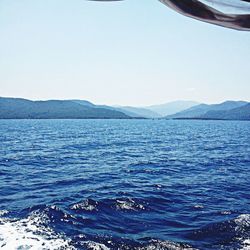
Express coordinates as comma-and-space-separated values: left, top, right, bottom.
71, 199, 99, 212
70, 198, 147, 213
78, 239, 195, 250
0, 206, 249, 249
187, 214, 250, 249
0, 207, 194, 250
235, 214, 250, 250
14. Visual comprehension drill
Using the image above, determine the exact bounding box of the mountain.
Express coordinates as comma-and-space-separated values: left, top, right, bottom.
2, 97, 249, 120
70, 101, 156, 118
0, 97, 131, 119
71, 100, 159, 118
146, 101, 199, 117
200, 103, 250, 120
113, 106, 161, 118
167, 101, 249, 120
70, 99, 95, 107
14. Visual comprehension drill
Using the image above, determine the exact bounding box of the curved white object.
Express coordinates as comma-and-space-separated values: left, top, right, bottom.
88, 0, 250, 31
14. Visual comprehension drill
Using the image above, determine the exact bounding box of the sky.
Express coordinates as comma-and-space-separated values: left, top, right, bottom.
0, 0, 250, 106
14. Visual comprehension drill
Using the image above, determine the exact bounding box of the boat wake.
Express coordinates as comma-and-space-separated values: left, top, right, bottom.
0, 206, 249, 249
0, 209, 75, 250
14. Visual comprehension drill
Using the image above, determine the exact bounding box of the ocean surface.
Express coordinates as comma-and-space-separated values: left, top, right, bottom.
0, 119, 249, 250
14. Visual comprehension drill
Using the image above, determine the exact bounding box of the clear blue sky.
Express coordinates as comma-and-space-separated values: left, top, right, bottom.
0, 0, 250, 106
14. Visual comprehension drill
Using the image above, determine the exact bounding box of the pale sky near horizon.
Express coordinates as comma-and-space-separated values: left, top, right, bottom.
0, 0, 250, 106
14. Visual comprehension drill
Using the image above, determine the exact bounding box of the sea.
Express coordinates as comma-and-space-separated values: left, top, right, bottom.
0, 119, 249, 250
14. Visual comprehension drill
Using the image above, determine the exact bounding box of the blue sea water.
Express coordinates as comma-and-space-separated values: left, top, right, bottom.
0, 119, 249, 250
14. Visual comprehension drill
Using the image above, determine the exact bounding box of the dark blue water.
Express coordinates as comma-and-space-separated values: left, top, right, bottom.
0, 119, 249, 250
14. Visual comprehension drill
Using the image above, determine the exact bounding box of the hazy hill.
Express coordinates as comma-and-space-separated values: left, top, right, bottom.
70, 99, 95, 107
71, 101, 153, 118
69, 100, 199, 118
200, 103, 250, 120
0, 97, 130, 119
146, 101, 199, 116
71, 100, 160, 118
167, 101, 248, 119
1, 98, 249, 120
113, 106, 161, 118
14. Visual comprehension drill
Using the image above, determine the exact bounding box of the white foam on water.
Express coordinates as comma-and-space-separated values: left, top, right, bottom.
81, 241, 110, 250
194, 204, 204, 209
241, 239, 250, 250
0, 211, 75, 250
0, 211, 8, 217
115, 199, 145, 211
137, 239, 196, 250
221, 211, 232, 215
71, 199, 98, 212
235, 214, 250, 228
234, 214, 250, 250
80, 239, 195, 250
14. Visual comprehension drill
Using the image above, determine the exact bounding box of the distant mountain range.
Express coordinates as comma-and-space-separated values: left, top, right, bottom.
112, 101, 199, 118
112, 106, 161, 118
145, 101, 199, 117
0, 97, 129, 119
166, 101, 250, 120
0, 97, 249, 120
